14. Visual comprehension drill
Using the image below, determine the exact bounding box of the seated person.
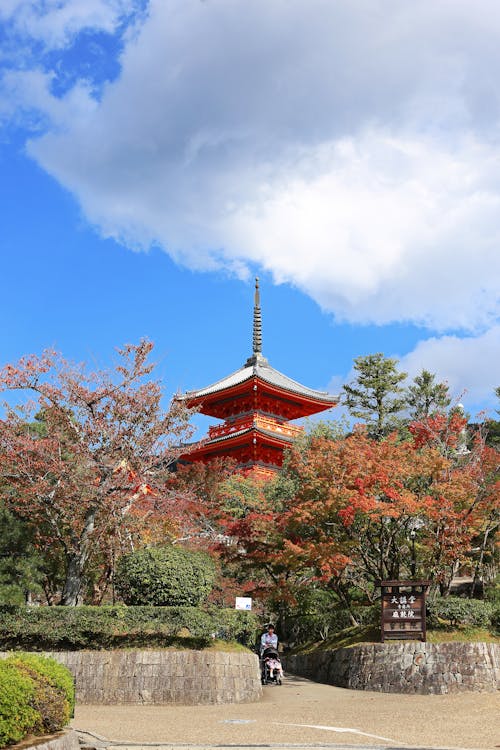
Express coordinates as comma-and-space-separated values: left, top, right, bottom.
263, 653, 283, 681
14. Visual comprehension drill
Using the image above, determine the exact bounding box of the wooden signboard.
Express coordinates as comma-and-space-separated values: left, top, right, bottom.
378, 580, 431, 642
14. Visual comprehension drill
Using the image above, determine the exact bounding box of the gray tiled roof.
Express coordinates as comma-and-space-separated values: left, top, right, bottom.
183, 354, 338, 404
188, 424, 297, 448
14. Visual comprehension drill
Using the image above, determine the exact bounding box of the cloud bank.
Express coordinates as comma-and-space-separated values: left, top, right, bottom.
2, 0, 500, 405
399, 326, 500, 415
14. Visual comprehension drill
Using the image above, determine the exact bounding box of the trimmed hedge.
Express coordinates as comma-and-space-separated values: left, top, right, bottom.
0, 654, 73, 747
285, 597, 499, 645
426, 596, 496, 629
115, 547, 217, 606
0, 605, 258, 651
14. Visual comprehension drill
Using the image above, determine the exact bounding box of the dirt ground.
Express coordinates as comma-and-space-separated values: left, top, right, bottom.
73, 674, 499, 749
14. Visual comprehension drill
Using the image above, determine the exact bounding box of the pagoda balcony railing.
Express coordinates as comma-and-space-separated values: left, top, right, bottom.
208, 414, 303, 441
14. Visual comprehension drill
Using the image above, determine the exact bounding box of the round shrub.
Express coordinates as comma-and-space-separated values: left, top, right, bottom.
3, 654, 73, 739
0, 660, 38, 746
8, 654, 74, 720
115, 546, 217, 606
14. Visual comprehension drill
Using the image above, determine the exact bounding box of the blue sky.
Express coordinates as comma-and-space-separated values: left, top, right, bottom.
1, 1, 500, 433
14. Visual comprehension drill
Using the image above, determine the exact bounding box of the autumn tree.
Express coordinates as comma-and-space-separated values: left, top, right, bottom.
406, 369, 451, 420
222, 419, 498, 614
410, 415, 499, 595
0, 341, 195, 605
220, 477, 304, 618
280, 429, 446, 596
342, 353, 407, 438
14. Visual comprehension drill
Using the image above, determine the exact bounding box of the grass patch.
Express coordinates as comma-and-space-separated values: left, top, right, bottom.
204, 640, 252, 653
288, 625, 379, 654
427, 627, 499, 644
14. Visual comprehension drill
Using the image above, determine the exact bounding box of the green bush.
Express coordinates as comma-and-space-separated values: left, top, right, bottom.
491, 606, 500, 633
484, 576, 500, 605
0, 654, 73, 748
115, 546, 217, 606
0, 605, 258, 651
208, 608, 259, 647
0, 660, 38, 746
283, 604, 379, 644
7, 654, 75, 719
427, 597, 494, 628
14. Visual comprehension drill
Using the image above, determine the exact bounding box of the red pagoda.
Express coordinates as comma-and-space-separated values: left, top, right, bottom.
179, 279, 338, 478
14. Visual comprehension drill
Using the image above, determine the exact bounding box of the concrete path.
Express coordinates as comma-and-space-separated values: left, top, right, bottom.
72, 675, 499, 750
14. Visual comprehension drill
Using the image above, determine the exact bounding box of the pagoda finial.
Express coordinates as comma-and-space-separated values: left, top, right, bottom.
253, 277, 262, 355
244, 276, 268, 367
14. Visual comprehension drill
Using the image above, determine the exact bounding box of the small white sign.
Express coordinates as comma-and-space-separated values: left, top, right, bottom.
235, 597, 252, 610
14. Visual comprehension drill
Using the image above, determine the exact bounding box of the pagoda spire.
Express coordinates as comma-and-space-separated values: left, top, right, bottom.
246, 277, 268, 367
253, 277, 262, 355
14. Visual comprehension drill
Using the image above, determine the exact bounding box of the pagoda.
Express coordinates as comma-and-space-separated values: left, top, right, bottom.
179, 279, 338, 478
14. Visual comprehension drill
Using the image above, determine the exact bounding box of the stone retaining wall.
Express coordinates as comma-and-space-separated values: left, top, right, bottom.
1, 650, 262, 705
18, 730, 80, 750
284, 642, 499, 694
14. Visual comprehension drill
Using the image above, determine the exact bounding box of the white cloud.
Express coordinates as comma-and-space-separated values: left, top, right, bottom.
399, 326, 500, 414
0, 0, 139, 48
0, 68, 96, 128
215, 133, 500, 331
5, 0, 500, 332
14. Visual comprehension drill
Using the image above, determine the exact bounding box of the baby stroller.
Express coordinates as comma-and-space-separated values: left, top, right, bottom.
261, 647, 283, 685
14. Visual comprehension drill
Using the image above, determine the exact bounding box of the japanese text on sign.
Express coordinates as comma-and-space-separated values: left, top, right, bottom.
390, 594, 416, 618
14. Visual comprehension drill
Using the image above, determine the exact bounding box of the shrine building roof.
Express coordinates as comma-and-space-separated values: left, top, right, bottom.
182, 355, 337, 404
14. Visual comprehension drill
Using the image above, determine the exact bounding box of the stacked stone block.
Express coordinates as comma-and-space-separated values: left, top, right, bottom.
0, 650, 262, 705
284, 642, 499, 694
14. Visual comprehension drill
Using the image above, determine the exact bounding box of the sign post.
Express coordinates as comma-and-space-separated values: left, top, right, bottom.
235, 597, 252, 611
378, 580, 430, 642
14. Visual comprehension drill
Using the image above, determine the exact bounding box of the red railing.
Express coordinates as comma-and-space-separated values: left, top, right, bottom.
208, 414, 303, 440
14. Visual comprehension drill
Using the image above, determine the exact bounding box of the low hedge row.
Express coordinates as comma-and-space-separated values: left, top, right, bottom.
283, 596, 499, 644
0, 605, 258, 651
0, 653, 74, 747
427, 596, 498, 630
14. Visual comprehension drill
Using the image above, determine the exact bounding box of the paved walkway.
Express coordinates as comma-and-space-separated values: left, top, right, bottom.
72, 675, 499, 750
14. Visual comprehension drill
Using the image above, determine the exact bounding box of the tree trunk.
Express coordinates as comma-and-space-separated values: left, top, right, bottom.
59, 507, 96, 605
60, 553, 83, 605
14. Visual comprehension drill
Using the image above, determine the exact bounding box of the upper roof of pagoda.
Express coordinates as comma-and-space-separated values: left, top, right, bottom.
183, 356, 337, 406
180, 278, 338, 418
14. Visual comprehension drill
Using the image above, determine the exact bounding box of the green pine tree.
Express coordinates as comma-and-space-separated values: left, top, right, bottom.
406, 369, 451, 420
342, 353, 407, 439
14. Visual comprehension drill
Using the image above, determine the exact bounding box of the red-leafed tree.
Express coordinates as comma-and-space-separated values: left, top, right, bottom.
221, 420, 498, 613
169, 458, 239, 546
274, 428, 446, 605
409, 414, 499, 595
0, 341, 195, 605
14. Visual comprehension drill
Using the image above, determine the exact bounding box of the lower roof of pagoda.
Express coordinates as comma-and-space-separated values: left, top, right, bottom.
180, 422, 297, 461
180, 355, 338, 419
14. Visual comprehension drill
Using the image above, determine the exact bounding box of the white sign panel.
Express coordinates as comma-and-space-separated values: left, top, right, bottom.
235, 597, 252, 610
